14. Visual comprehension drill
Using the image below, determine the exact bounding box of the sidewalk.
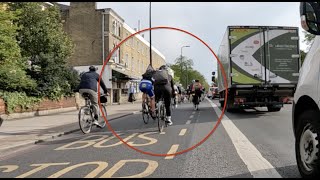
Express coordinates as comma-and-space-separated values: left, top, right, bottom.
0, 102, 141, 154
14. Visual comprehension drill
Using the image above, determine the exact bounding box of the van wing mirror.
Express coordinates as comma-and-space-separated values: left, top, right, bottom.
300, 2, 320, 35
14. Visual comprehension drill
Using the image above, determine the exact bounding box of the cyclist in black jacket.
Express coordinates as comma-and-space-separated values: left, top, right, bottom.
78, 66, 108, 124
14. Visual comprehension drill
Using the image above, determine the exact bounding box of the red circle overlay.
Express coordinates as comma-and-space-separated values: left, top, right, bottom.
98, 26, 228, 157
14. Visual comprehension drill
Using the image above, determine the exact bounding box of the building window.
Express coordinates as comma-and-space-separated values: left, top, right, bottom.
112, 20, 116, 35
126, 33, 129, 45
125, 54, 128, 68
118, 25, 121, 37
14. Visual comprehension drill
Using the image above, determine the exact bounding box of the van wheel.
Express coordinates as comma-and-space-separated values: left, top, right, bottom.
296, 110, 320, 178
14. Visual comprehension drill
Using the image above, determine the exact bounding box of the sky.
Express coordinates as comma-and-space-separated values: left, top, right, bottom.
58, 2, 306, 84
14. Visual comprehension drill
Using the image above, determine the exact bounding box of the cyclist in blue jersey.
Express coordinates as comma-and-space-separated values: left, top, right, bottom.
139, 66, 156, 119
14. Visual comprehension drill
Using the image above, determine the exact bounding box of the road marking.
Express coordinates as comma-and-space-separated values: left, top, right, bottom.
48, 161, 108, 178
179, 129, 187, 136
186, 120, 191, 125
16, 163, 70, 178
160, 132, 166, 135
100, 159, 158, 178
0, 165, 19, 173
189, 115, 194, 119
207, 99, 282, 178
165, 144, 179, 159
127, 132, 158, 147
192, 112, 195, 115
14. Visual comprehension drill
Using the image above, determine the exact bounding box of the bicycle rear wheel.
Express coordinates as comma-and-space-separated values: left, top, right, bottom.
142, 102, 150, 124
78, 106, 93, 134
158, 102, 165, 132
97, 104, 107, 128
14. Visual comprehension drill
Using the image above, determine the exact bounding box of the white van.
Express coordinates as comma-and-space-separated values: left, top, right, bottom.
294, 2, 320, 177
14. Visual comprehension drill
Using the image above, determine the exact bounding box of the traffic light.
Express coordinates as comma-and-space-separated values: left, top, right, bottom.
212, 71, 216, 82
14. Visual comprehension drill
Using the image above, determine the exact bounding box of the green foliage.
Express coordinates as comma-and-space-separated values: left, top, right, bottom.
0, 4, 36, 92
303, 31, 316, 51
10, 2, 76, 100
170, 56, 209, 90
0, 91, 42, 114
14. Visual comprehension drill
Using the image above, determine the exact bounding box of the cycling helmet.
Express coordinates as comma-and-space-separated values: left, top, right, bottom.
159, 65, 168, 70
89, 65, 97, 71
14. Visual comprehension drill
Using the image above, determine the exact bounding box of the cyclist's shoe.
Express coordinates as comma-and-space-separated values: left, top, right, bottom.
166, 116, 173, 126
93, 120, 100, 127
175, 104, 178, 108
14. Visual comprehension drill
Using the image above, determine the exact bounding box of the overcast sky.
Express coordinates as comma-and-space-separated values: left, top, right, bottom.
59, 2, 306, 84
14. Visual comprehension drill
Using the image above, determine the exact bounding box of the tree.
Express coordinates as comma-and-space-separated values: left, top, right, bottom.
300, 50, 307, 65
9, 2, 77, 99
0, 3, 36, 92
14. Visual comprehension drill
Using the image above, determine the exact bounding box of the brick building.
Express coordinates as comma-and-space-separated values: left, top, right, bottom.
56, 2, 166, 105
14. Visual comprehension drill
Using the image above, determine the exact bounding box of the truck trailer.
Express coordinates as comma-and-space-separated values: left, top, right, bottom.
217, 26, 300, 112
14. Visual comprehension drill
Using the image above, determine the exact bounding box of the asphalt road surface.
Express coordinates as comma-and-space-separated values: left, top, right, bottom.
0, 98, 301, 178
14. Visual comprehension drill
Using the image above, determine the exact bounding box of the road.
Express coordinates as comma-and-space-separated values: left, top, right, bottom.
0, 98, 301, 178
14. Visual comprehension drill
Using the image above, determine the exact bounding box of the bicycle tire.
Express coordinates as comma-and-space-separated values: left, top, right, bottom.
97, 104, 107, 128
158, 102, 165, 132
78, 106, 92, 134
142, 102, 150, 124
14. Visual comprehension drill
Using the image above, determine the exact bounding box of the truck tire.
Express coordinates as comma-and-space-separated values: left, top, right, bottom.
267, 106, 281, 112
295, 110, 320, 178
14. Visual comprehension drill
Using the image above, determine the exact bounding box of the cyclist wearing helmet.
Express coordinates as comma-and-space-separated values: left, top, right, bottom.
139, 65, 156, 118
153, 65, 175, 125
78, 66, 108, 125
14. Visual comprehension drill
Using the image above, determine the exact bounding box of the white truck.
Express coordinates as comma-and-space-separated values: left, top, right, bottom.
293, 2, 320, 178
217, 26, 301, 112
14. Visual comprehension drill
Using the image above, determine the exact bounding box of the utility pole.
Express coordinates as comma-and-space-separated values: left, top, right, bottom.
149, 2, 152, 67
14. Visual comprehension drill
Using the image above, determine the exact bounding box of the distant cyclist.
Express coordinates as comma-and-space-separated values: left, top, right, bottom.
139, 66, 156, 119
78, 66, 109, 125
153, 65, 175, 125
191, 79, 203, 110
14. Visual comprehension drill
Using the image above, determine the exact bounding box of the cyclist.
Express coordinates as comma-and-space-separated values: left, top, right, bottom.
78, 66, 109, 125
172, 84, 179, 108
191, 79, 203, 110
139, 66, 156, 119
153, 65, 175, 126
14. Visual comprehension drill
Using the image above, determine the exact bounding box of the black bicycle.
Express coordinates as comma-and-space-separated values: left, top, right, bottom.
78, 93, 108, 134
156, 96, 168, 132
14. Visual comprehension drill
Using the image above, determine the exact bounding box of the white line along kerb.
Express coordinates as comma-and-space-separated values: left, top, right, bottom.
207, 98, 282, 178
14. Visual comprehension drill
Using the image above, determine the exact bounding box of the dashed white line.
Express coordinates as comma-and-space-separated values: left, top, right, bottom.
189, 115, 194, 119
207, 99, 282, 178
179, 129, 187, 136
186, 120, 191, 125
165, 144, 179, 159
160, 132, 166, 135
192, 112, 196, 115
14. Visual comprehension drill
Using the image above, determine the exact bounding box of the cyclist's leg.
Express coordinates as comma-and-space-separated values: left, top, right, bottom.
146, 83, 156, 117
80, 89, 99, 120
163, 86, 172, 124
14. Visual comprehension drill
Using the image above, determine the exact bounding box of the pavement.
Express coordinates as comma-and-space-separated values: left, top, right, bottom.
0, 102, 141, 156
0, 98, 301, 178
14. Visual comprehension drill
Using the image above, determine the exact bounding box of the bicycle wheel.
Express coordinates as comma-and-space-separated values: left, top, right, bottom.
158, 102, 165, 132
97, 104, 107, 128
142, 102, 149, 124
78, 106, 93, 134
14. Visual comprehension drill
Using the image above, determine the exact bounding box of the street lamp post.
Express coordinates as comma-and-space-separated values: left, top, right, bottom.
180, 45, 190, 88
149, 2, 152, 67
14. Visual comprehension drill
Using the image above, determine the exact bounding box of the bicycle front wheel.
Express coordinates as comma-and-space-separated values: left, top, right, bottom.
78, 106, 93, 134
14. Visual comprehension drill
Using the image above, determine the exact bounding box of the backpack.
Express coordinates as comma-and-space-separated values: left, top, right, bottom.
153, 70, 169, 85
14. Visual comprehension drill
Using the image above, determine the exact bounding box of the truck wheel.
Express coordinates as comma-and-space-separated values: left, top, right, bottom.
296, 110, 320, 178
267, 106, 281, 112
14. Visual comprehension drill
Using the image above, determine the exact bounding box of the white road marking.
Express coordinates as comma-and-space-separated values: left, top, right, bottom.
165, 144, 179, 160
160, 132, 166, 135
207, 99, 282, 178
186, 120, 191, 125
179, 129, 187, 136
192, 112, 196, 115
189, 115, 194, 119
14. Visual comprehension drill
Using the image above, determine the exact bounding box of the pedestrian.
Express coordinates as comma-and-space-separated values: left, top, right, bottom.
128, 83, 136, 103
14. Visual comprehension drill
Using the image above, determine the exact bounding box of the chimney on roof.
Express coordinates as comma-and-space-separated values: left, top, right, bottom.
138, 20, 141, 31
